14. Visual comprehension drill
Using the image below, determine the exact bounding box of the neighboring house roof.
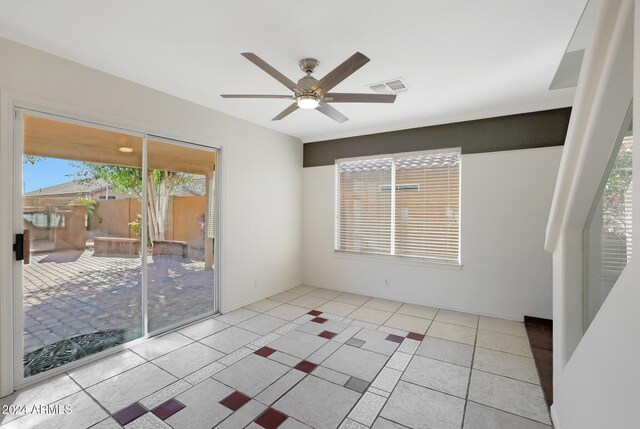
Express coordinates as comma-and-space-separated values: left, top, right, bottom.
25, 179, 109, 197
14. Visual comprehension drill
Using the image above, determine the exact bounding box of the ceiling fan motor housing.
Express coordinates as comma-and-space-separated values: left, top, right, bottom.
298, 58, 320, 93
299, 58, 319, 74
297, 75, 319, 92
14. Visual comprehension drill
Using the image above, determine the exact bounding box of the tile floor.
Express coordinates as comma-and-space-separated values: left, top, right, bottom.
0, 285, 552, 429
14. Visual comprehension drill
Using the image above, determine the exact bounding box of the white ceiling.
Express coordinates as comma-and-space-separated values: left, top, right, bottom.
0, 0, 586, 142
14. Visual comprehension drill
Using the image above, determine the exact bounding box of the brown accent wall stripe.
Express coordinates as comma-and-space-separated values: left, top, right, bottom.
303, 108, 571, 167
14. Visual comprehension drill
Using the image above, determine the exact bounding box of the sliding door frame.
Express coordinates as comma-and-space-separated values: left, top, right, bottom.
0, 90, 224, 393
145, 134, 220, 337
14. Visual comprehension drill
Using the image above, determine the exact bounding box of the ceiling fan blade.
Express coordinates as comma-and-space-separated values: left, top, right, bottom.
221, 94, 294, 99
324, 93, 396, 103
272, 103, 299, 121
316, 103, 349, 123
241, 53, 299, 92
310, 52, 370, 95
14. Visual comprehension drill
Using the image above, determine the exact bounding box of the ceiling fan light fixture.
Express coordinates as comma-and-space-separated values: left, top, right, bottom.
297, 94, 320, 109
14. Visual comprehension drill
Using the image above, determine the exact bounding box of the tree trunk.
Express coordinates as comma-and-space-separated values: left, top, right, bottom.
146, 177, 158, 243
146, 171, 173, 243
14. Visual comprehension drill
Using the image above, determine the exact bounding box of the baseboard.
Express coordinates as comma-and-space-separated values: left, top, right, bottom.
302, 281, 527, 322
550, 404, 561, 429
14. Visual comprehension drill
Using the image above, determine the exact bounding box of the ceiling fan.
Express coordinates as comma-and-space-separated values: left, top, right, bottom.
221, 52, 396, 123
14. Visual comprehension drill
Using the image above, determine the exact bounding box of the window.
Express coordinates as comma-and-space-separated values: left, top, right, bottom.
335, 149, 460, 264
583, 107, 633, 330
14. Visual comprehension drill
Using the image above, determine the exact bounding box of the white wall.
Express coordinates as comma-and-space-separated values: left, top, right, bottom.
303, 146, 562, 320
546, 1, 640, 428
0, 37, 303, 314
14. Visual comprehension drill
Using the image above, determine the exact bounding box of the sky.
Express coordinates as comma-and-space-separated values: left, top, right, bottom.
23, 157, 77, 193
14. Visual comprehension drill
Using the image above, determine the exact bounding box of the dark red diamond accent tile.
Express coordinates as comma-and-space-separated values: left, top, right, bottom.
255, 407, 288, 429
113, 402, 147, 425
311, 317, 328, 324
407, 332, 425, 341
307, 310, 322, 316
255, 346, 277, 357
318, 330, 337, 339
219, 391, 251, 411
151, 398, 185, 420
385, 334, 405, 343
294, 360, 318, 373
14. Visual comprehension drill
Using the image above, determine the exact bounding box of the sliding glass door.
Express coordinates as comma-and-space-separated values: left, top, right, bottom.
146, 138, 217, 332
16, 111, 218, 381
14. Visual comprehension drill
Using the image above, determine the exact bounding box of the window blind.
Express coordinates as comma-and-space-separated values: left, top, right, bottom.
336, 150, 460, 263
336, 157, 393, 255
600, 135, 633, 291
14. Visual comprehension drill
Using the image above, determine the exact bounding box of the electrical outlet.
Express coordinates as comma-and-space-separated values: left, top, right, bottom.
384, 278, 390, 287
254, 280, 259, 288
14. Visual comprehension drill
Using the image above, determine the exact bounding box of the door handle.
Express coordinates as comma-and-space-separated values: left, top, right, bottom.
13, 231, 30, 264
13, 233, 23, 261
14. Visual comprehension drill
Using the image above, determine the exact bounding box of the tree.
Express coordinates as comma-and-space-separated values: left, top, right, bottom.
24, 155, 45, 165
602, 136, 633, 240
72, 163, 192, 242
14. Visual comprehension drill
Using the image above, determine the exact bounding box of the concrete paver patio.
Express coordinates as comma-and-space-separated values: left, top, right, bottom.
23, 250, 216, 355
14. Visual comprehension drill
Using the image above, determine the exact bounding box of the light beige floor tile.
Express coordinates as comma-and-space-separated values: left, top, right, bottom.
216, 308, 259, 325
427, 321, 476, 345
464, 401, 552, 429
270, 291, 302, 303
237, 314, 288, 335
317, 300, 359, 316
178, 318, 230, 340
434, 309, 479, 328
473, 347, 539, 384
69, 350, 145, 388
476, 329, 533, 357
349, 307, 394, 325
308, 289, 343, 300
478, 316, 527, 337
334, 292, 372, 306
384, 313, 431, 334
166, 378, 233, 429
396, 303, 438, 319
288, 295, 330, 309
244, 299, 283, 313
200, 326, 260, 354
363, 298, 403, 312
130, 332, 192, 360
289, 285, 318, 295
86, 363, 176, 412
469, 370, 550, 425
416, 336, 474, 367
152, 342, 224, 379
265, 303, 310, 321
401, 355, 470, 398
380, 381, 465, 429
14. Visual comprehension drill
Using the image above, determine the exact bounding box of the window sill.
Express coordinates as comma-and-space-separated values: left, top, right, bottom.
333, 250, 463, 271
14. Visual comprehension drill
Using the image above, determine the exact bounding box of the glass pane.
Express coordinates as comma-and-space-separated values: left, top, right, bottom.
394, 152, 460, 262
336, 158, 393, 255
22, 115, 144, 377
583, 106, 633, 329
147, 139, 217, 332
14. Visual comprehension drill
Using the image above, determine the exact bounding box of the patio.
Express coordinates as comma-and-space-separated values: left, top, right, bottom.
23, 249, 215, 359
